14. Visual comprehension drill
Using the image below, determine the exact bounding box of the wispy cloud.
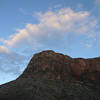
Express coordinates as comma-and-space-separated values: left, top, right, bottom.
0, 46, 9, 54
95, 0, 100, 5
0, 46, 27, 75
19, 8, 31, 16
92, 0, 100, 13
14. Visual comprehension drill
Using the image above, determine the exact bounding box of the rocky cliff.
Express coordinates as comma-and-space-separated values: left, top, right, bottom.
0, 50, 100, 100
20, 50, 100, 83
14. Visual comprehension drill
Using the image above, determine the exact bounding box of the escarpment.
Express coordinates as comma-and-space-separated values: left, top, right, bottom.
20, 50, 100, 83
0, 50, 100, 100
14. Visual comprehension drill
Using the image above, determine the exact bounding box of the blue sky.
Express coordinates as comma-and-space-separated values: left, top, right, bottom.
0, 0, 100, 84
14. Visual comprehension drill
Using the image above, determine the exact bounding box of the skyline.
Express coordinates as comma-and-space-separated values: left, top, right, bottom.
0, 0, 100, 84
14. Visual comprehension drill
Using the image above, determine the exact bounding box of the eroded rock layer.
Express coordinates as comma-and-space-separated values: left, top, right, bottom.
20, 50, 100, 83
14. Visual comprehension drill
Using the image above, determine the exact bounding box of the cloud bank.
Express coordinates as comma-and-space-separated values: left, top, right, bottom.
1, 8, 98, 48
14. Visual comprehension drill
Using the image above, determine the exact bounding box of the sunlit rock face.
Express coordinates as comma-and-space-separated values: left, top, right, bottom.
20, 50, 100, 83
20, 50, 72, 80
0, 50, 100, 100
70, 57, 100, 82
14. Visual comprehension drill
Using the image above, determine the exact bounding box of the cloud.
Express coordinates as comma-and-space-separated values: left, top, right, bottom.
2, 29, 29, 47
94, 0, 100, 12
0, 46, 9, 54
1, 8, 98, 49
0, 53, 27, 75
0, 46, 27, 75
86, 43, 92, 48
95, 0, 100, 4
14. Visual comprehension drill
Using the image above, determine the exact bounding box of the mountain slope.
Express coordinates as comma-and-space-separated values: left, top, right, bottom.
0, 50, 100, 100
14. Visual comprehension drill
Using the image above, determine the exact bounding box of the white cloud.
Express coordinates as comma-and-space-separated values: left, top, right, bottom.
1, 8, 98, 48
0, 46, 9, 54
3, 29, 29, 47
37, 8, 89, 31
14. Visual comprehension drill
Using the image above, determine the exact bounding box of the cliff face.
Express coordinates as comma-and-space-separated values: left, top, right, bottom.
20, 50, 72, 80
20, 50, 100, 83
0, 50, 100, 100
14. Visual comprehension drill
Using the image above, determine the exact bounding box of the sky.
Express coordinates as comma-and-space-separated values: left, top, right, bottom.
0, 0, 100, 84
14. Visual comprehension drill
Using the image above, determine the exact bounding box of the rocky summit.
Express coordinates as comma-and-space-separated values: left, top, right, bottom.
0, 50, 100, 100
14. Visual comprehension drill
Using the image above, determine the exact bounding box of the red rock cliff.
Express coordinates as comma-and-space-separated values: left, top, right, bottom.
20, 50, 100, 83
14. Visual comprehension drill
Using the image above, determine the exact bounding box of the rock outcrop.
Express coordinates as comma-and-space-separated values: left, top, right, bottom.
0, 50, 100, 100
20, 50, 100, 83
